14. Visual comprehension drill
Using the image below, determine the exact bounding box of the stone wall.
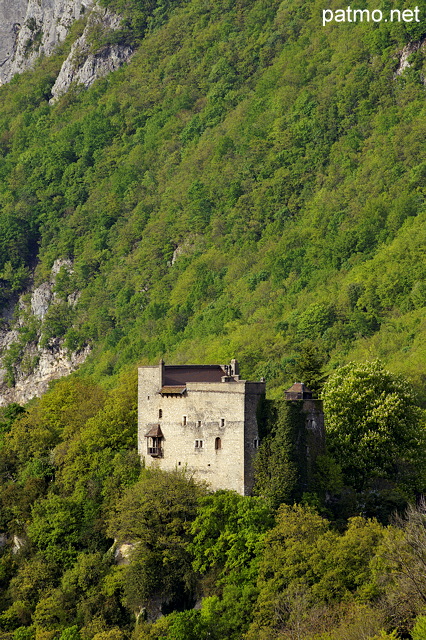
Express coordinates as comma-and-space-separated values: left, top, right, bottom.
244, 387, 264, 495
289, 398, 325, 497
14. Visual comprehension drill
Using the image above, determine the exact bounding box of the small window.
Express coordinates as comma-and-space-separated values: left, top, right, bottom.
197, 420, 201, 428
183, 416, 187, 426
159, 409, 162, 419
220, 418, 225, 427
195, 439, 204, 449
215, 437, 221, 450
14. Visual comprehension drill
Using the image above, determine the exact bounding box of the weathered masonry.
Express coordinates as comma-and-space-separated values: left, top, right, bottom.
284, 382, 325, 494
138, 359, 265, 495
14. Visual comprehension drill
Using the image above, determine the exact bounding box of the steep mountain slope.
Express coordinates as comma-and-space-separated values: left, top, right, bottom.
0, 2, 425, 639
0, 0, 425, 403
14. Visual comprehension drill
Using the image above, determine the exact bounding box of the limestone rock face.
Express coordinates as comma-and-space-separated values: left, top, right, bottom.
0, 343, 91, 407
0, 0, 133, 96
0, 0, 94, 84
394, 37, 426, 78
0, 260, 90, 407
114, 540, 138, 565
50, 5, 134, 101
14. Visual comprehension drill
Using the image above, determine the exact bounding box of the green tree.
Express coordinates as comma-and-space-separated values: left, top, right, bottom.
58, 626, 81, 640
107, 468, 206, 615
27, 495, 84, 566
248, 505, 386, 640
191, 491, 273, 578
189, 491, 273, 639
5, 377, 106, 464
374, 501, 426, 633
322, 360, 425, 494
288, 339, 327, 397
412, 615, 426, 640
13, 627, 36, 640
247, 504, 336, 639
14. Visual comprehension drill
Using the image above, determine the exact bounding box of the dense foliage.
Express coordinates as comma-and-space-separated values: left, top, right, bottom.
323, 361, 425, 493
0, 362, 422, 639
0, 0, 425, 398
0, 0, 425, 637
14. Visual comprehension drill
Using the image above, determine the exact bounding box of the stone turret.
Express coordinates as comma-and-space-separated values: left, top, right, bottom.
284, 382, 325, 494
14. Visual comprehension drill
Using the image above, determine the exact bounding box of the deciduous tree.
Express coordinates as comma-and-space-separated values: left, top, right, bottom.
322, 360, 425, 494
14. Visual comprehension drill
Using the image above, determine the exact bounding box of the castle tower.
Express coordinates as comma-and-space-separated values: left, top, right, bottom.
284, 382, 325, 493
138, 360, 265, 495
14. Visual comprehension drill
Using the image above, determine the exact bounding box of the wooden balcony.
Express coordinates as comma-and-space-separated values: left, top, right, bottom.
148, 447, 163, 458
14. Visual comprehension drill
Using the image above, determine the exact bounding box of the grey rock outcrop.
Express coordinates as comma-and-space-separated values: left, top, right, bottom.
114, 540, 139, 565
0, 0, 133, 97
12, 535, 26, 554
0, 0, 32, 83
0, 344, 91, 407
0, 0, 94, 84
50, 5, 134, 101
31, 282, 53, 320
395, 37, 426, 77
0, 260, 90, 407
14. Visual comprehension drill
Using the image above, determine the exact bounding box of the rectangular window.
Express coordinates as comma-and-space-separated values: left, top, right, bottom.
220, 418, 225, 427
183, 416, 187, 426
197, 420, 201, 427
195, 440, 204, 449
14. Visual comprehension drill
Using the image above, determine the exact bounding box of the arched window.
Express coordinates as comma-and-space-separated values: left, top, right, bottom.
215, 437, 222, 450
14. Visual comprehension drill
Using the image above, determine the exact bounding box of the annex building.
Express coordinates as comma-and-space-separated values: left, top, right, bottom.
138, 359, 265, 495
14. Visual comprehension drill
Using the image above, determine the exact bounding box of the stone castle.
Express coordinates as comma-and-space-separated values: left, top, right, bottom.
138, 359, 324, 495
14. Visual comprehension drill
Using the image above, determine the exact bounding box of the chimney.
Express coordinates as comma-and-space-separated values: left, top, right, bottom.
159, 358, 165, 387
230, 359, 239, 376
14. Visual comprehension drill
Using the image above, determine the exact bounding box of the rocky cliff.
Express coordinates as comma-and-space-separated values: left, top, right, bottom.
0, 261, 90, 407
50, 5, 134, 101
0, 0, 92, 84
0, 0, 133, 95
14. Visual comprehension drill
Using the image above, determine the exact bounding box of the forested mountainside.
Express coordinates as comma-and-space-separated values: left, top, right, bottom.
0, 0, 426, 639
0, 0, 425, 401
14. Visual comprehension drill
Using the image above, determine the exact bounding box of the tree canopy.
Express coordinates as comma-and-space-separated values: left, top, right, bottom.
323, 360, 426, 494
